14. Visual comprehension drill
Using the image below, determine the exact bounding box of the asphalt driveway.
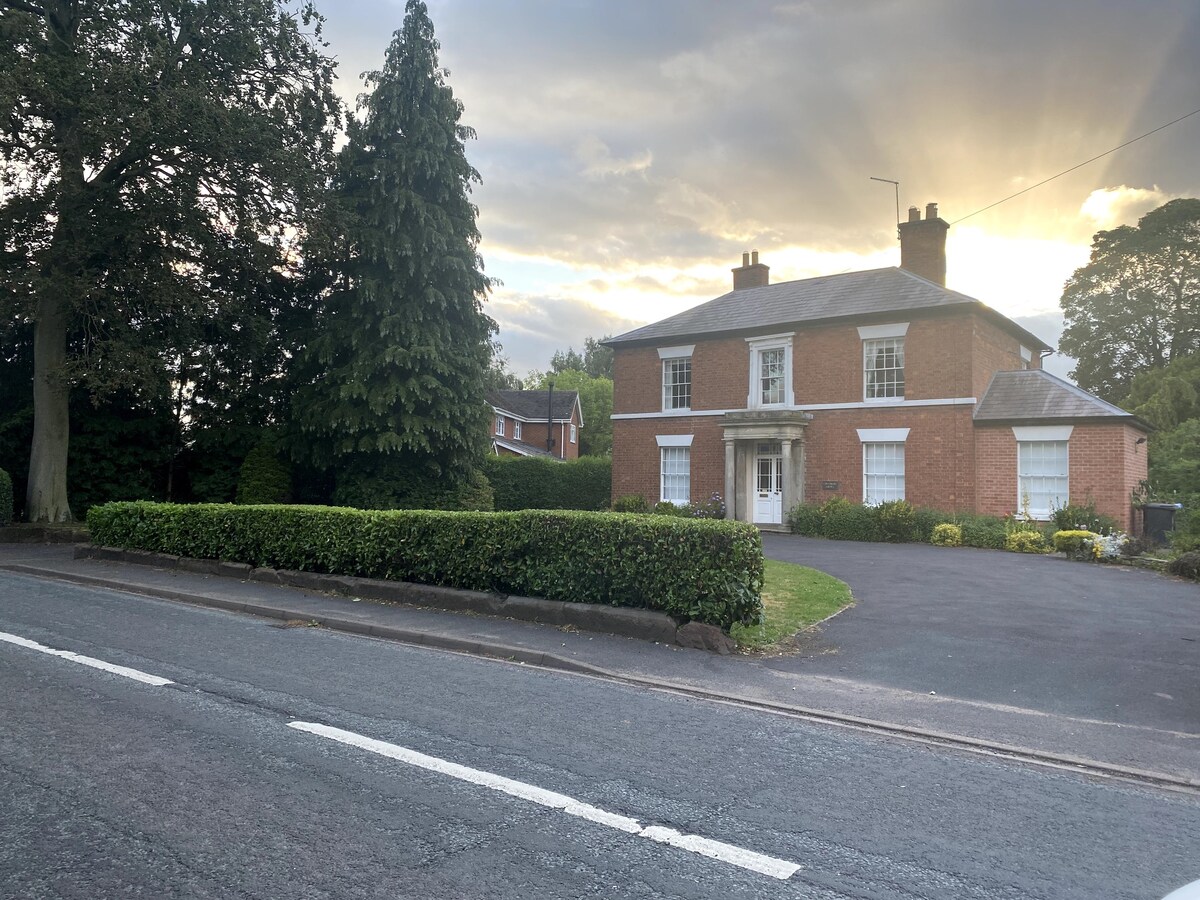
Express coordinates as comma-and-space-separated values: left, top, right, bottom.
761, 534, 1200, 735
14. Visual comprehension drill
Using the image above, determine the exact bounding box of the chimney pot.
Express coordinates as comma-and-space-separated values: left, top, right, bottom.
751, 250, 759, 265
907, 206, 921, 223
742, 251, 750, 267
926, 202, 939, 220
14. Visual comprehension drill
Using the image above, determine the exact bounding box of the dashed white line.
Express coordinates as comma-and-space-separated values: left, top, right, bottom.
0, 630, 174, 687
288, 720, 802, 880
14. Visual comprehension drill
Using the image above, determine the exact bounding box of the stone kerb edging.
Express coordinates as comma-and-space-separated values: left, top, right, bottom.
75, 545, 736, 653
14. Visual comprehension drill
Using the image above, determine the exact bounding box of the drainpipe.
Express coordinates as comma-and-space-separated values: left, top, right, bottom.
546, 380, 556, 456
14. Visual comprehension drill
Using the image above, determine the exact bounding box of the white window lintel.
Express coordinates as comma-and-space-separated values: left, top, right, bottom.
858, 322, 909, 340
657, 344, 694, 360
745, 332, 794, 347
1012, 425, 1073, 442
857, 427, 910, 443
656, 434, 694, 447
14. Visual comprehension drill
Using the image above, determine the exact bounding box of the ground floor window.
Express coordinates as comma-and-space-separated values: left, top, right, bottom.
863, 442, 905, 505
1017, 440, 1068, 518
660, 446, 690, 504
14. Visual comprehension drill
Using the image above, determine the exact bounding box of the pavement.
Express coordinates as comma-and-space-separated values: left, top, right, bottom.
1, 540, 1197, 788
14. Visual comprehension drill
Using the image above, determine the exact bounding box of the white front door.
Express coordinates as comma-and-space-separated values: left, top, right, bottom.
753, 442, 783, 524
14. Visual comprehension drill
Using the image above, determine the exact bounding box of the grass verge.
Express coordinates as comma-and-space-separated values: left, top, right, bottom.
731, 559, 853, 652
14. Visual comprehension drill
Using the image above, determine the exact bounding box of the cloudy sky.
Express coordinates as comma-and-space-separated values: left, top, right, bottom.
318, 0, 1200, 380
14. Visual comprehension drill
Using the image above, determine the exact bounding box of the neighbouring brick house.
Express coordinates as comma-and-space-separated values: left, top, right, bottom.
488, 390, 584, 460
605, 203, 1149, 531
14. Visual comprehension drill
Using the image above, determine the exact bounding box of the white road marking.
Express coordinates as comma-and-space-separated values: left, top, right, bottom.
0, 631, 174, 687
289, 720, 801, 880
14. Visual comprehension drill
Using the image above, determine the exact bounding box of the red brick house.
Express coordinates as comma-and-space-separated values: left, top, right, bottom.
488, 390, 584, 460
606, 204, 1149, 531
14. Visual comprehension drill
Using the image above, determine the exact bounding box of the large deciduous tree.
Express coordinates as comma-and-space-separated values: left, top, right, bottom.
291, 1, 495, 506
1059, 199, 1200, 403
0, 1, 339, 521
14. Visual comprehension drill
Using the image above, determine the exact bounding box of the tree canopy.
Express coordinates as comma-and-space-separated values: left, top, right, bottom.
290, 0, 495, 506
0, 0, 340, 521
1058, 198, 1200, 403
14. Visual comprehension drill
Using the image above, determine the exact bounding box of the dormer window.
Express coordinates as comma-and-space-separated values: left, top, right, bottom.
746, 334, 794, 408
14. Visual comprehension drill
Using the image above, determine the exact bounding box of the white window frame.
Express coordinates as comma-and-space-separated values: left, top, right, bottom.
570, 423, 577, 444
858, 428, 909, 506
659, 345, 694, 411
1013, 426, 1072, 519
495, 415, 505, 437
746, 333, 794, 409
656, 434, 693, 504
859, 323, 908, 403
513, 421, 522, 440
1020, 345, 1032, 370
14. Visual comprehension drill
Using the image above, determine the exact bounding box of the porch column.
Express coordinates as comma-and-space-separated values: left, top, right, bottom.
781, 439, 794, 518
723, 438, 736, 520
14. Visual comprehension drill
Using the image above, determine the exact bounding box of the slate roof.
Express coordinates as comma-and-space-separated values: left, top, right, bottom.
487, 390, 580, 422
974, 370, 1143, 425
491, 436, 560, 459
605, 267, 1051, 351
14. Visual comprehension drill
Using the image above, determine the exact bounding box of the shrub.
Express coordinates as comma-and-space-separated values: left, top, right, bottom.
335, 460, 494, 512
1171, 533, 1200, 554
612, 494, 649, 513
787, 503, 824, 536
1006, 530, 1048, 553
912, 506, 950, 542
876, 500, 917, 543
1053, 530, 1096, 555
1119, 535, 1156, 558
1051, 501, 1117, 536
0, 467, 12, 526
1166, 551, 1200, 580
955, 516, 1007, 550
87, 502, 764, 630
821, 497, 880, 542
930, 523, 962, 547
236, 444, 292, 505
483, 455, 610, 511
652, 500, 689, 517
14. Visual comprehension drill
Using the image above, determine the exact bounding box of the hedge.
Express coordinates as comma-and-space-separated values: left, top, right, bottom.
87, 501, 763, 630
0, 467, 12, 526
788, 500, 1010, 550
483, 455, 611, 511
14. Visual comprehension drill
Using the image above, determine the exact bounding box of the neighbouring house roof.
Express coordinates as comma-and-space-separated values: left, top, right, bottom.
488, 389, 582, 424
491, 436, 562, 459
604, 267, 1051, 352
974, 370, 1147, 428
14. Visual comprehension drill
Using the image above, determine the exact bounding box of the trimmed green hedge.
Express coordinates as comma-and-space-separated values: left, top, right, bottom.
788, 500, 1011, 550
483, 455, 611, 511
0, 467, 12, 526
87, 501, 763, 630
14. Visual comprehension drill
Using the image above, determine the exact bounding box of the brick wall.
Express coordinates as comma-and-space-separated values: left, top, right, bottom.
611, 416, 725, 504
802, 406, 975, 510
971, 316, 1037, 399
974, 422, 1148, 531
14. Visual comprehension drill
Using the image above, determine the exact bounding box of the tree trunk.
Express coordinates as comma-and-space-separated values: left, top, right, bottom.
26, 293, 73, 523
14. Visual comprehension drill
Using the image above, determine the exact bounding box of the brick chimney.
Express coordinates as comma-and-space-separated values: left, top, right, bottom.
732, 249, 769, 290
898, 202, 949, 286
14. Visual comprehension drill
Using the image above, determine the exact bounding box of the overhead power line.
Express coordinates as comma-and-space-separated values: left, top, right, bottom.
952, 105, 1200, 225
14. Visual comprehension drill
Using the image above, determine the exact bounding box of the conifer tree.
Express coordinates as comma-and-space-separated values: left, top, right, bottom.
292, 0, 495, 507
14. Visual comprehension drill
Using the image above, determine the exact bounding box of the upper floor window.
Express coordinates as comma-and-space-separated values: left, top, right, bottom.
658, 345, 694, 411
746, 333, 793, 408
1020, 345, 1032, 370
513, 421, 522, 440
570, 423, 577, 444
858, 323, 908, 401
495, 415, 505, 437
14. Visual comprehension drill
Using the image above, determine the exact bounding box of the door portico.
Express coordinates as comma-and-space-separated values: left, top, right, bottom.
722, 410, 809, 528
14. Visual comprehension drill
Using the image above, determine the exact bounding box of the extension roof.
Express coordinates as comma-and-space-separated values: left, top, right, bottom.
605, 267, 1051, 351
975, 370, 1147, 428
491, 436, 561, 459
488, 389, 581, 423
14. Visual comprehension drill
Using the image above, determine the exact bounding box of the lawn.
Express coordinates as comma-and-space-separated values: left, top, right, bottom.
731, 559, 853, 652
